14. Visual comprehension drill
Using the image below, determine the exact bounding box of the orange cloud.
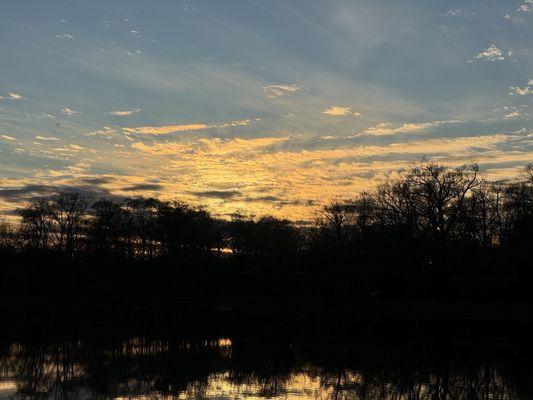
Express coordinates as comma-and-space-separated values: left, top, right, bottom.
124, 124, 209, 135
123, 119, 257, 135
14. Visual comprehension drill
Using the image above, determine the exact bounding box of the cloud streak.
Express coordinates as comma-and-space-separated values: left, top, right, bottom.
0, 135, 16, 141
108, 108, 142, 116
35, 135, 60, 141
123, 119, 256, 135
471, 44, 505, 62
353, 120, 462, 137
263, 84, 302, 98
7, 92, 24, 101
322, 105, 361, 117
62, 107, 82, 116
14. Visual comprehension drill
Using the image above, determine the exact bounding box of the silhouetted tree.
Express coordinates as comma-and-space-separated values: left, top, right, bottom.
315, 201, 357, 254
400, 161, 480, 244
89, 199, 125, 255
49, 192, 92, 257
5, 160, 533, 299
125, 198, 159, 259
17, 198, 54, 251
525, 163, 533, 184
0, 220, 17, 251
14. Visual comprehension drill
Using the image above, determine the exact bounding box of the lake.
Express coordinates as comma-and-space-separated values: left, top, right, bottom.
0, 300, 531, 399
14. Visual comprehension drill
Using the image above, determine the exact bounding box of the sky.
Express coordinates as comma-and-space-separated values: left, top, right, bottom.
0, 0, 532, 221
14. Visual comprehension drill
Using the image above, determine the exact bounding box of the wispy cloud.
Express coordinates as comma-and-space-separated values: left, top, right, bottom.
438, 9, 475, 17
35, 135, 60, 141
62, 107, 82, 116
123, 119, 256, 135
0, 135, 16, 141
494, 105, 529, 119
191, 190, 241, 200
7, 92, 24, 101
131, 136, 288, 155
471, 44, 505, 62
56, 33, 74, 40
509, 80, 532, 96
108, 108, 141, 116
263, 84, 302, 98
518, 0, 533, 12
322, 105, 361, 117
87, 127, 116, 138
217, 118, 259, 128
51, 144, 90, 154
125, 124, 209, 135
353, 120, 462, 137
122, 132, 528, 220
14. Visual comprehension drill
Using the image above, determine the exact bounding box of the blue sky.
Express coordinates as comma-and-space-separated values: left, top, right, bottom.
0, 0, 531, 219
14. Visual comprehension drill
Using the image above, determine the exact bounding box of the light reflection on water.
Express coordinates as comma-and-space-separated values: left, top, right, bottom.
1, 370, 517, 400
0, 337, 525, 400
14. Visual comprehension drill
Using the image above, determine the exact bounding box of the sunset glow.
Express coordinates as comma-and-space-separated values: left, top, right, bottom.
1, 1, 531, 220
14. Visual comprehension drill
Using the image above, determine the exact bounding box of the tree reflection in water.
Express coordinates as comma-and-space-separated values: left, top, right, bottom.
0, 320, 531, 400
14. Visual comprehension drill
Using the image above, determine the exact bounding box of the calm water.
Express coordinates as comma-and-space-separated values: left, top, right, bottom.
0, 323, 531, 399
0, 299, 531, 399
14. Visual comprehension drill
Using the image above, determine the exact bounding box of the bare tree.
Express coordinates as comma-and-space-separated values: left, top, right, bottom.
17, 198, 54, 251
49, 193, 92, 257
401, 161, 481, 244
316, 201, 358, 253
0, 220, 17, 250
459, 183, 506, 248
525, 163, 533, 184
89, 199, 125, 255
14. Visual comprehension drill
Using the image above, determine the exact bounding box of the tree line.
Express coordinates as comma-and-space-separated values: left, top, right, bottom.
0, 161, 532, 298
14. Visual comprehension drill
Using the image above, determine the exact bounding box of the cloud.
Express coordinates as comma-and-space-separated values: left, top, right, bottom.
0, 184, 57, 202
35, 135, 60, 141
191, 190, 242, 200
87, 127, 116, 138
509, 81, 532, 95
131, 136, 289, 155
471, 44, 505, 62
217, 118, 258, 128
493, 105, 528, 120
518, 0, 533, 12
0, 184, 112, 203
438, 9, 475, 17
51, 144, 89, 154
1, 130, 529, 222
56, 34, 74, 40
108, 108, 141, 116
7, 92, 24, 101
354, 120, 461, 137
0, 135, 16, 141
504, 111, 520, 118
127, 132, 526, 220
322, 105, 361, 117
82, 177, 115, 185
123, 119, 255, 135
122, 183, 163, 191
263, 84, 302, 98
62, 107, 82, 116
124, 124, 209, 135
